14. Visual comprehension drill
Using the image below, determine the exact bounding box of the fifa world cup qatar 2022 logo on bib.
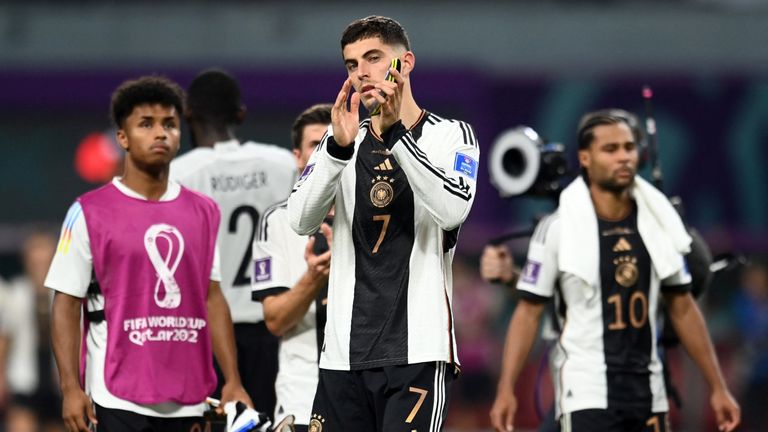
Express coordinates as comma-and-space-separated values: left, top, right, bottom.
144, 223, 185, 309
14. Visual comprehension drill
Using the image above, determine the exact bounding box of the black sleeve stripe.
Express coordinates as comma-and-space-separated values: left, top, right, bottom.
403, 134, 472, 198
517, 290, 552, 304
315, 131, 330, 153
457, 121, 478, 148
258, 200, 288, 242
401, 134, 472, 200
465, 122, 478, 147
427, 113, 445, 124
252, 286, 290, 302
459, 122, 469, 145
403, 134, 471, 195
661, 283, 692, 294
443, 184, 471, 201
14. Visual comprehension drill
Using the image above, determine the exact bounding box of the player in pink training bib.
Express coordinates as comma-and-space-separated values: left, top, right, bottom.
47, 76, 252, 432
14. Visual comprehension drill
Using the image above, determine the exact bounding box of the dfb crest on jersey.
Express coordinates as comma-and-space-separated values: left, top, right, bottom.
309, 414, 325, 432
370, 175, 395, 208
614, 255, 639, 287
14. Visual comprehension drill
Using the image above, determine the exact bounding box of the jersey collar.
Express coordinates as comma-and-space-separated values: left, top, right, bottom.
111, 177, 181, 201
213, 139, 240, 153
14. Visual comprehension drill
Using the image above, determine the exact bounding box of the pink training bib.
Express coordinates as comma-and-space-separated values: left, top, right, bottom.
79, 183, 220, 405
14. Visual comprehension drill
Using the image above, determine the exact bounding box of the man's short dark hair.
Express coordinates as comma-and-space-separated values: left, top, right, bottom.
187, 69, 242, 125
340, 16, 410, 52
291, 104, 332, 149
576, 112, 632, 150
110, 76, 185, 128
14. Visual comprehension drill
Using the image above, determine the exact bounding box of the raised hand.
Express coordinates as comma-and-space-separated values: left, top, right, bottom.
331, 78, 361, 147
371, 66, 404, 133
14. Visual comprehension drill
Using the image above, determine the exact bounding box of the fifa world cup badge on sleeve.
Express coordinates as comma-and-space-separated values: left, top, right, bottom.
298, 163, 315, 181
522, 260, 542, 284
454, 153, 478, 180
253, 257, 272, 282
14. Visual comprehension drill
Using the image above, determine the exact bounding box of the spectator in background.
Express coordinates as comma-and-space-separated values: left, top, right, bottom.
2, 231, 64, 432
731, 259, 768, 431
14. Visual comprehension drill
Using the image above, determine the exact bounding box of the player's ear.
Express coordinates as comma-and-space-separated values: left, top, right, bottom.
400, 51, 415, 78
116, 129, 129, 151
578, 148, 590, 169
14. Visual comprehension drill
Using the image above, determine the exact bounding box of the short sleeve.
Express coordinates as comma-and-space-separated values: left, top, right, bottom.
516, 214, 560, 300
661, 255, 693, 293
210, 240, 221, 282
251, 209, 295, 301
45, 202, 93, 298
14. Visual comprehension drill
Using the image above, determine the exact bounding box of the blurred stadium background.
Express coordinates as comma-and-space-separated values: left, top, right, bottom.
0, 1, 766, 431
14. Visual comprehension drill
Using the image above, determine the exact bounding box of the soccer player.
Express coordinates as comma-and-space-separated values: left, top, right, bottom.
251, 103, 333, 431
489, 112, 740, 432
47, 76, 251, 432
287, 16, 479, 431
170, 69, 296, 415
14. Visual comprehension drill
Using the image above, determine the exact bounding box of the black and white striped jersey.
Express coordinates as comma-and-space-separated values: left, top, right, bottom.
287, 111, 479, 371
517, 207, 691, 418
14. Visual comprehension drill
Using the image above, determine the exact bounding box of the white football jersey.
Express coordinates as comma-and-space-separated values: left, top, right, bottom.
252, 204, 325, 425
171, 140, 296, 323
287, 112, 479, 371
518, 211, 692, 418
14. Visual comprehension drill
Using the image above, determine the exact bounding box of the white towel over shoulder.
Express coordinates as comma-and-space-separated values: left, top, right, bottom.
558, 176, 691, 286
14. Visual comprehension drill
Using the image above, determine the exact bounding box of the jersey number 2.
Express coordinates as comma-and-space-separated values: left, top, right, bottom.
229, 205, 259, 286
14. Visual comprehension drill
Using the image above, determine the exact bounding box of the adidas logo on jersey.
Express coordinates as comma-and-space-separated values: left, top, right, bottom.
373, 158, 394, 171
613, 237, 632, 252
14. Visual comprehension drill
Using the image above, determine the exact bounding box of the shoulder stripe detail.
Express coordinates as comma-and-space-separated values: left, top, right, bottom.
532, 212, 560, 243
258, 200, 288, 242
457, 121, 478, 148
315, 131, 330, 153
400, 134, 472, 201
57, 202, 83, 255
426, 113, 446, 125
